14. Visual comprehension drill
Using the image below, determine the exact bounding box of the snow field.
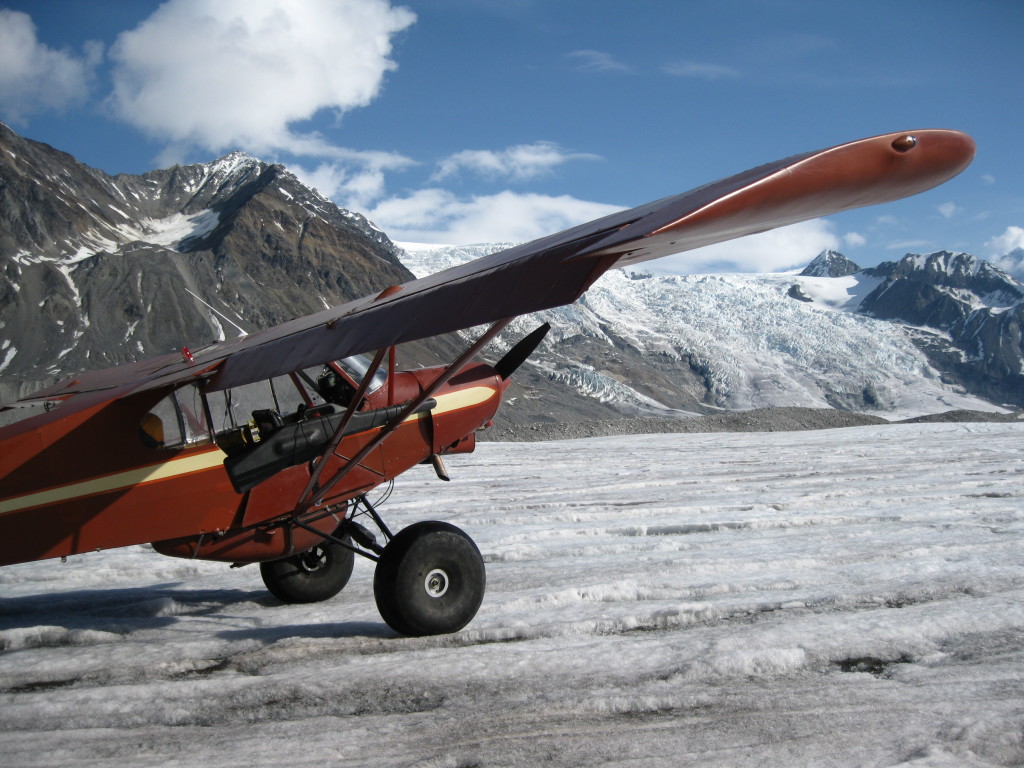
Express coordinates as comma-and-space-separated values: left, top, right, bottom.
1, 422, 1023, 766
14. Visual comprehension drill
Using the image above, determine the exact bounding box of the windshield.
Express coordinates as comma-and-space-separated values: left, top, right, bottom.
336, 354, 387, 393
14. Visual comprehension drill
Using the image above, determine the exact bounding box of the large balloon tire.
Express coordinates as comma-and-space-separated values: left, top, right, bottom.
260, 537, 355, 604
373, 521, 485, 636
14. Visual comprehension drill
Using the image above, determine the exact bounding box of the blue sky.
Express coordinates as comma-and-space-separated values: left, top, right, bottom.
2, 0, 1022, 275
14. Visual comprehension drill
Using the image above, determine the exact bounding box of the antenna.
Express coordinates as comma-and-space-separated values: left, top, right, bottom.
183, 288, 249, 337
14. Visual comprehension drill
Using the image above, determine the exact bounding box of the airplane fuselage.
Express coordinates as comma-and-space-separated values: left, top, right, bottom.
0, 362, 503, 567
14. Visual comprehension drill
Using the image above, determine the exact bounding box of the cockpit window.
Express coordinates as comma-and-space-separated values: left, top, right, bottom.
139, 357, 387, 451
206, 376, 300, 433
336, 355, 387, 393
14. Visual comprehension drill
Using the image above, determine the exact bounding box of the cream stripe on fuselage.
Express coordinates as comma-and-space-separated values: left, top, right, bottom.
0, 448, 228, 516
0, 385, 497, 516
418, 385, 497, 417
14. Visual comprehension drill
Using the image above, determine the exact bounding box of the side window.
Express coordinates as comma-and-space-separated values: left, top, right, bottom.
206, 376, 310, 432
140, 384, 211, 450
139, 368, 377, 452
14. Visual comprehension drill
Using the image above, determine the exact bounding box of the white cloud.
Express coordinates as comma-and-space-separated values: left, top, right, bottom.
986, 227, 1024, 279
662, 61, 740, 80
992, 251, 1024, 280
108, 0, 415, 158
844, 232, 867, 248
640, 219, 840, 275
0, 9, 102, 121
433, 142, 600, 182
288, 150, 415, 210
985, 226, 1024, 269
981, 174, 996, 185
937, 202, 962, 219
366, 189, 622, 244
566, 50, 632, 73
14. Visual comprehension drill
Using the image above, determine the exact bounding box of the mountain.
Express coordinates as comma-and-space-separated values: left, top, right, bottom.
856, 251, 1024, 405
0, 122, 415, 402
2, 123, 1018, 429
399, 244, 1014, 423
799, 249, 862, 278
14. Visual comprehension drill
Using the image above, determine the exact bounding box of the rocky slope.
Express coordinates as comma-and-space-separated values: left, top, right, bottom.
0, 122, 413, 401
856, 251, 1024, 405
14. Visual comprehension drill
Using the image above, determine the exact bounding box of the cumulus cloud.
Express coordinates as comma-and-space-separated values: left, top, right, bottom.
0, 9, 102, 121
645, 219, 841, 275
985, 226, 1024, 256
107, 0, 415, 158
366, 189, 622, 244
662, 61, 740, 81
288, 150, 415, 210
844, 232, 867, 248
984, 226, 1024, 277
992, 251, 1024, 280
433, 142, 600, 183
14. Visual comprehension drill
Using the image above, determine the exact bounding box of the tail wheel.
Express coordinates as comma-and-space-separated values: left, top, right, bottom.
373, 521, 485, 636
260, 536, 355, 604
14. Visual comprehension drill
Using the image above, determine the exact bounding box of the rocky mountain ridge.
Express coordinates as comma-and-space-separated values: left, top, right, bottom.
0, 122, 412, 401
2, 124, 1020, 427
823, 249, 1024, 406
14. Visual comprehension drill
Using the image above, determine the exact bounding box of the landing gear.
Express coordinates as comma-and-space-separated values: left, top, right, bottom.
373, 521, 486, 636
275, 497, 487, 635
260, 535, 355, 604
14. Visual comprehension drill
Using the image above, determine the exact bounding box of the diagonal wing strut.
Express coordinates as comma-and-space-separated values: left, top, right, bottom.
294, 319, 513, 515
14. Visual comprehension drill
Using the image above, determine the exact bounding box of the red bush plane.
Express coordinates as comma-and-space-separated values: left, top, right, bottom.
0, 130, 975, 635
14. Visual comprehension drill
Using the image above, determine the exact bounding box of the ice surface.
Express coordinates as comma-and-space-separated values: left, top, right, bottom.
1, 422, 1023, 766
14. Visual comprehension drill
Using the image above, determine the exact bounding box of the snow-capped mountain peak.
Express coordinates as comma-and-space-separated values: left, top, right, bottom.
0, 123, 410, 399
800, 249, 861, 278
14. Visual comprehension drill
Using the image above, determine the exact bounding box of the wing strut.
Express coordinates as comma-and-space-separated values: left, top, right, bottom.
294, 318, 513, 514
295, 346, 389, 508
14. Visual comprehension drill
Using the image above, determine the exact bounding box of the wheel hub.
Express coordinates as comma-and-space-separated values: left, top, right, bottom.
423, 568, 449, 598
299, 546, 327, 573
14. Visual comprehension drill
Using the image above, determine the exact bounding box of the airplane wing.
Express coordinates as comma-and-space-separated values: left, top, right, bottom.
10, 129, 975, 404
203, 128, 974, 391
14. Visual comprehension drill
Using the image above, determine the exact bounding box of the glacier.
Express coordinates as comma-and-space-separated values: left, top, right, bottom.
1, 422, 1022, 766
399, 243, 1004, 418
